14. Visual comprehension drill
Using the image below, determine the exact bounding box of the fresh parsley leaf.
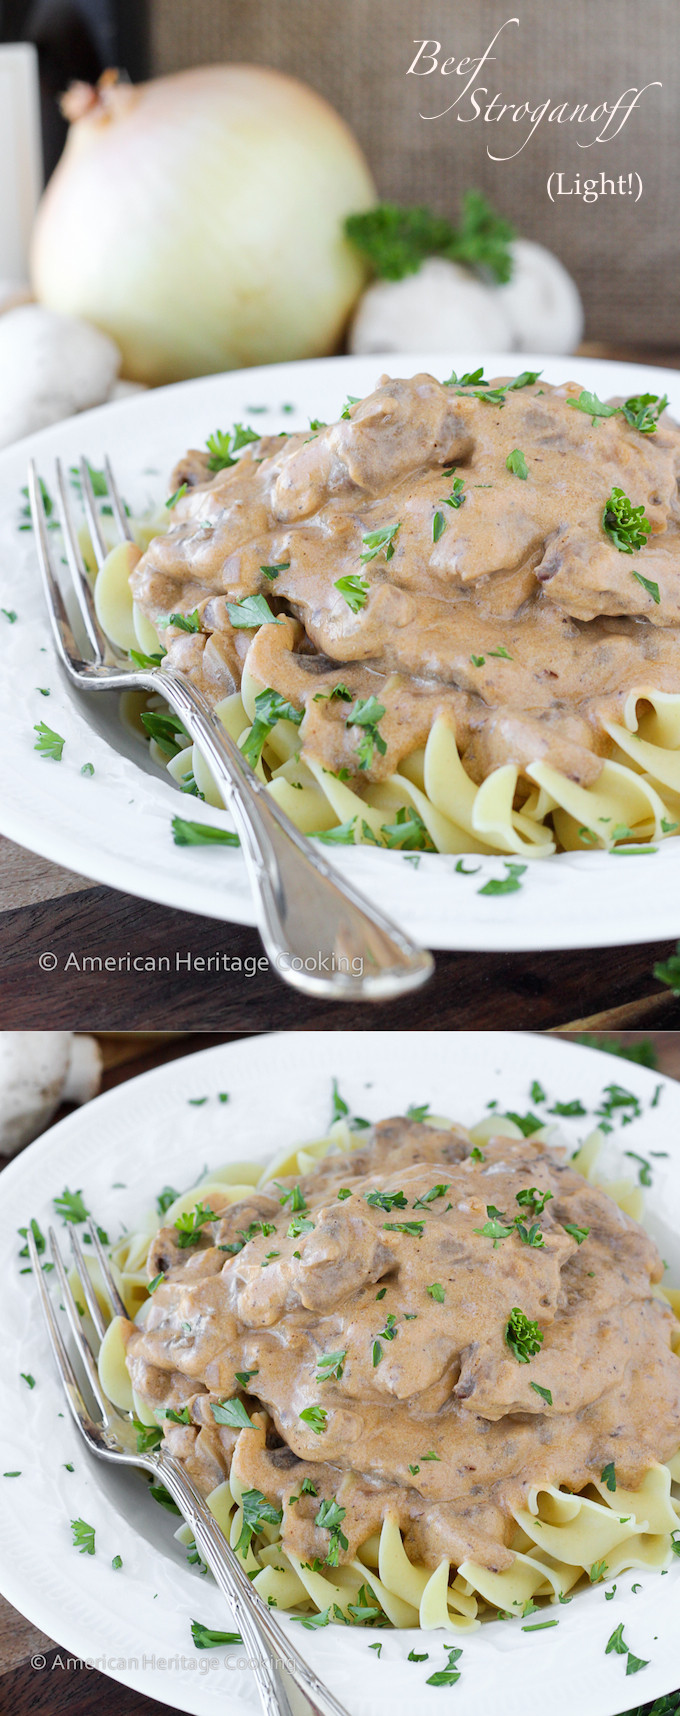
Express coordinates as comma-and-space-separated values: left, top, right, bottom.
632, 571, 660, 605
71, 1517, 95, 1555
568, 389, 619, 423
406, 1103, 431, 1122
129, 647, 167, 669
299, 1406, 328, 1434
165, 484, 188, 509
158, 607, 200, 632
206, 424, 259, 470
171, 817, 239, 847
427, 1282, 445, 1302
602, 487, 652, 554
506, 448, 528, 479
516, 1186, 553, 1217
227, 594, 282, 629
33, 721, 64, 761
241, 685, 303, 768
346, 695, 387, 772
211, 1397, 254, 1429
505, 1307, 543, 1363
380, 807, 435, 851
346, 191, 513, 282
316, 1350, 346, 1382
173, 1200, 215, 1248
504, 1110, 544, 1137
601, 1462, 617, 1492
190, 1619, 243, 1649
334, 573, 369, 612
383, 1220, 425, 1236
260, 561, 290, 580
54, 1187, 89, 1224
606, 1624, 628, 1655
478, 861, 526, 896
621, 392, 667, 434
530, 1382, 552, 1405
360, 522, 401, 564
366, 1188, 408, 1211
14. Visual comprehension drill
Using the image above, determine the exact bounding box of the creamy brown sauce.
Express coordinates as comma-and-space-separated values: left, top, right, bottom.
130, 374, 680, 789
123, 1119, 680, 1573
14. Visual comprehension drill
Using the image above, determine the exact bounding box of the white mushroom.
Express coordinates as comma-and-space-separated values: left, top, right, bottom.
0, 1032, 102, 1156
0, 304, 120, 449
494, 239, 584, 355
349, 256, 513, 355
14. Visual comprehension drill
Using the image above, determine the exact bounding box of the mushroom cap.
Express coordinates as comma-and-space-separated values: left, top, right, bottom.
0, 304, 120, 448
348, 256, 513, 355
495, 238, 584, 355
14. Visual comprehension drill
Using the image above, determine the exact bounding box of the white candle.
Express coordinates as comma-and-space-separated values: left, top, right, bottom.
0, 42, 42, 287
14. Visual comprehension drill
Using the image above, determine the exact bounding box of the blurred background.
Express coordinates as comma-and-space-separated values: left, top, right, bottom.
1, 0, 677, 350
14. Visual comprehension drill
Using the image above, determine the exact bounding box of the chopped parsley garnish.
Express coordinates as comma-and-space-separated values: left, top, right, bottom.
568, 389, 619, 423
421, 1450, 441, 1462
383, 1221, 425, 1236
412, 1182, 450, 1208
206, 423, 259, 470
427, 1282, 445, 1302
295, 1607, 332, 1629
147, 1274, 164, 1294
516, 1221, 545, 1248
506, 448, 528, 479
173, 1201, 215, 1247
366, 1188, 408, 1211
563, 1222, 590, 1244
441, 475, 466, 509
432, 509, 446, 543
590, 1560, 609, 1582
380, 807, 435, 851
360, 522, 401, 563
331, 1077, 350, 1122
129, 646, 167, 669
156, 1185, 179, 1216
71, 1518, 95, 1555
158, 607, 200, 631
54, 1187, 89, 1224
171, 817, 240, 846
601, 1462, 617, 1491
478, 861, 526, 896
190, 1620, 243, 1649
530, 1382, 552, 1405
312, 818, 357, 844
2, 608, 17, 622
235, 1488, 283, 1559
260, 561, 290, 580
334, 573, 369, 612
34, 721, 64, 761
156, 1406, 192, 1426
148, 1483, 181, 1513
632, 570, 660, 605
20, 1373, 35, 1389
346, 696, 387, 771
316, 1350, 346, 1382
165, 484, 188, 510
488, 644, 513, 660
505, 1111, 544, 1137
426, 1645, 463, 1687
226, 594, 282, 629
241, 686, 303, 769
234, 1369, 259, 1391
141, 710, 190, 756
505, 1307, 544, 1363
474, 1206, 515, 1246
621, 392, 668, 433
406, 1102, 430, 1122
516, 1185, 553, 1217
623, 1150, 653, 1186
315, 1498, 348, 1566
340, 395, 361, 419
211, 1397, 254, 1429
470, 1146, 485, 1162
313, 682, 353, 703
602, 488, 652, 554
550, 1098, 587, 1117
299, 1406, 328, 1434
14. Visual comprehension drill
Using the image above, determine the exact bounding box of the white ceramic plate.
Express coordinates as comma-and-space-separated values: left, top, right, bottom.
1, 353, 679, 953
0, 1030, 679, 1716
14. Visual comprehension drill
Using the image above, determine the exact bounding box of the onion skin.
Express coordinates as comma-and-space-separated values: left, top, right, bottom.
31, 66, 376, 385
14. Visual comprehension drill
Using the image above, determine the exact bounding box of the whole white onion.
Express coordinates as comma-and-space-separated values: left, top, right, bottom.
31, 66, 375, 385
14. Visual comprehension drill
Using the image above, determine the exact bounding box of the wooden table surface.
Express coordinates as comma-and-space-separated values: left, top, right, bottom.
2, 833, 680, 1032
1, 1028, 679, 1716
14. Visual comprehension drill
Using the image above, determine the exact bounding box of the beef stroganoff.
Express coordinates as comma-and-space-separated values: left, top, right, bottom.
97, 1110, 680, 1633
94, 369, 680, 858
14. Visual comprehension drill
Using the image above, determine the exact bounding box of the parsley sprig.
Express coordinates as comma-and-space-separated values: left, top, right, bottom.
505, 1307, 544, 1363
345, 191, 514, 283
602, 488, 652, 554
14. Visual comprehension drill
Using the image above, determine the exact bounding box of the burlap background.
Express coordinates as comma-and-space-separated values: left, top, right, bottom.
148, 0, 678, 348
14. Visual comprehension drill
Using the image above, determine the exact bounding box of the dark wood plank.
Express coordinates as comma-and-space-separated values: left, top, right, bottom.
1, 883, 679, 1030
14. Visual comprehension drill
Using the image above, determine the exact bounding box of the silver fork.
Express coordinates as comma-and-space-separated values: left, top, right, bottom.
28, 1216, 357, 1716
29, 457, 434, 1002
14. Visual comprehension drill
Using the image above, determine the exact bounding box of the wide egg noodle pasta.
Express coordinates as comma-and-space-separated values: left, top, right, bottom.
95, 1112, 680, 1635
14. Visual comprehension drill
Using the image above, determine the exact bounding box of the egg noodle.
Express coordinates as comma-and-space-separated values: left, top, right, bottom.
83, 1110, 680, 1636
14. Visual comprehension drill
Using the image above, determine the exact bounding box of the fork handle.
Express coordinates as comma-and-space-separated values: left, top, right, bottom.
155, 1454, 351, 1716
152, 667, 433, 1001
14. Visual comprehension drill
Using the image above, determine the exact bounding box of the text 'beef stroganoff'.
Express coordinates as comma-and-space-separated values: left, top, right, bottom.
102, 1117, 680, 1627
117, 371, 680, 856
